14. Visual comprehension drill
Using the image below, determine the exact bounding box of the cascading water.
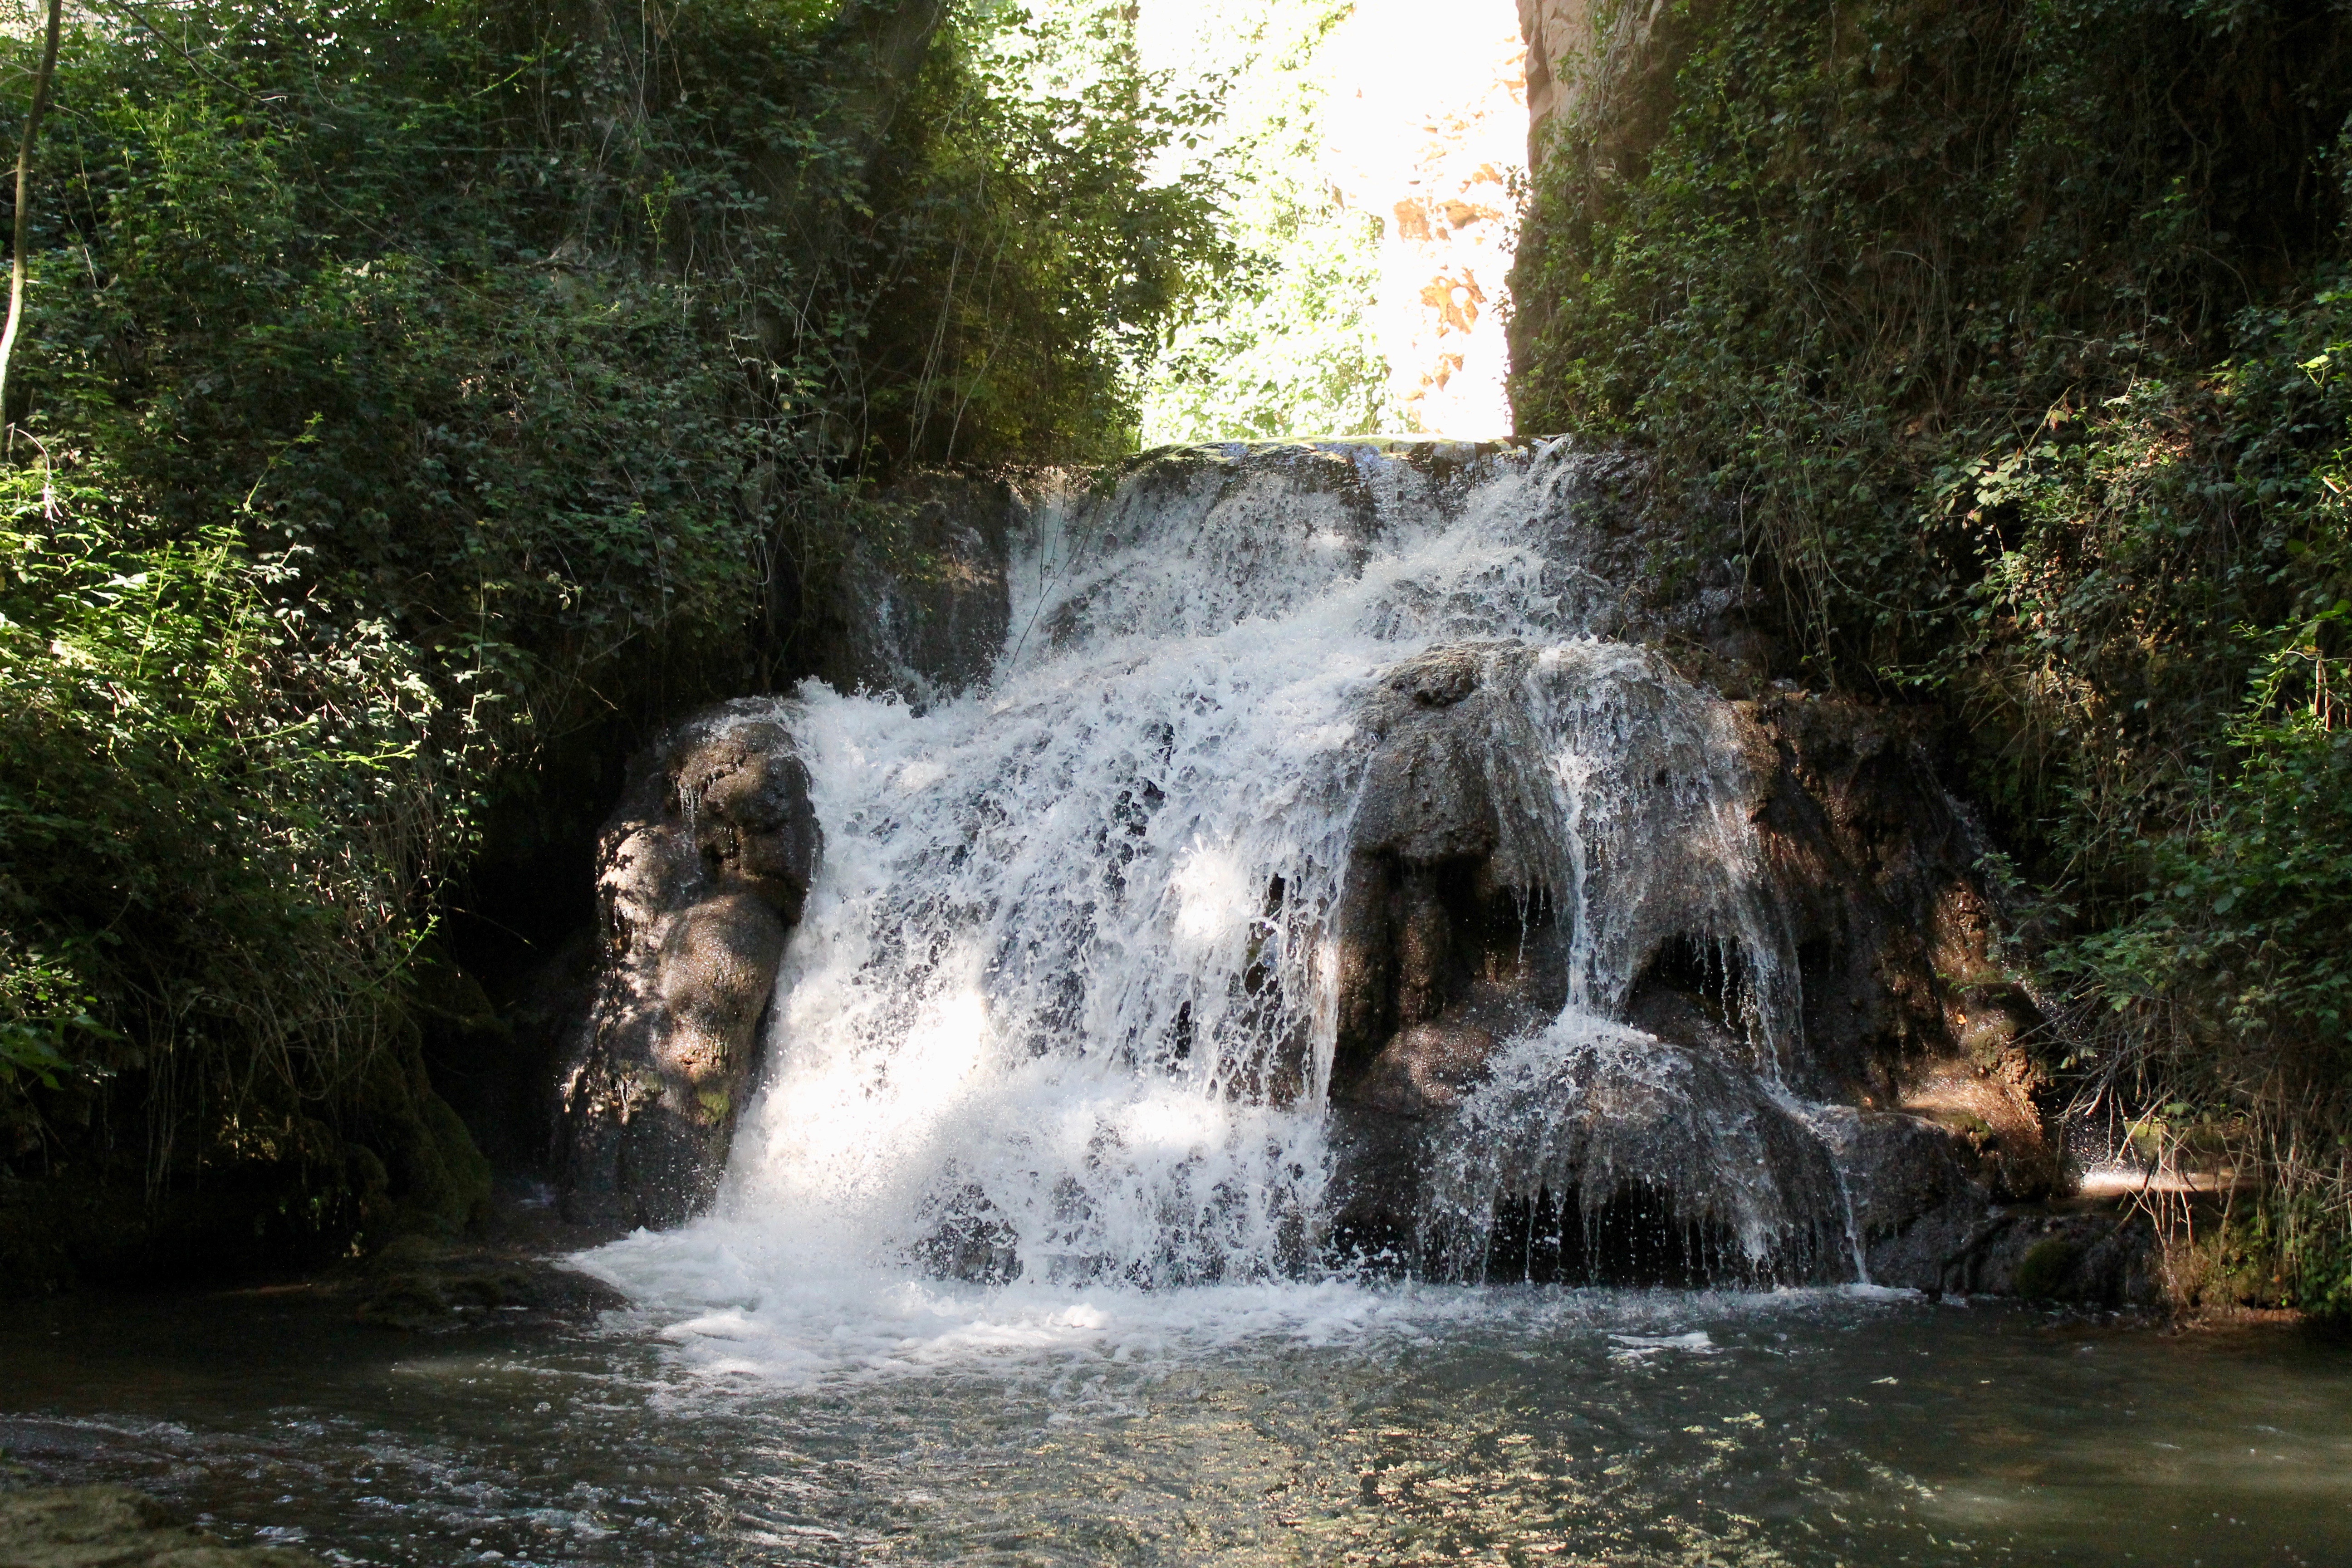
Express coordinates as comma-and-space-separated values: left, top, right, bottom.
589, 438, 1871, 1367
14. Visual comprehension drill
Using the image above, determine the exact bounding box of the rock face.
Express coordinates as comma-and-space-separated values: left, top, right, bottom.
1321, 636, 2096, 1292
1519, 0, 1665, 166
804, 471, 1023, 710
1518, 0, 1590, 158
556, 700, 820, 1230
1832, 1111, 2154, 1301
0, 1487, 320, 1566
1328, 644, 1575, 1111
1752, 695, 2063, 1196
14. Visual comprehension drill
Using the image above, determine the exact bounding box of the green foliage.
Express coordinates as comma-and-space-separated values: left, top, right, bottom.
1, 462, 439, 1112
897, 2, 1235, 459
0, 937, 103, 1091
0, 0, 1222, 1277
2285, 1203, 2352, 1318
2013, 1235, 2081, 1300
1512, 0, 2352, 1312
1137, 0, 1398, 442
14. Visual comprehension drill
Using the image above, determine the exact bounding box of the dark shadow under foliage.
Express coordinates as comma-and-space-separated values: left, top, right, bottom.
0, 0, 1227, 1287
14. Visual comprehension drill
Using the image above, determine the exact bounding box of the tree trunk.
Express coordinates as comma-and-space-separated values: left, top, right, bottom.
0, 0, 64, 433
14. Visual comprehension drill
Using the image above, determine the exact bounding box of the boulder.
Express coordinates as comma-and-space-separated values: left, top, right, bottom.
556, 700, 821, 1230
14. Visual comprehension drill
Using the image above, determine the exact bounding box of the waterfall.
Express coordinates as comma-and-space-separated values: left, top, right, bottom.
590, 439, 1873, 1355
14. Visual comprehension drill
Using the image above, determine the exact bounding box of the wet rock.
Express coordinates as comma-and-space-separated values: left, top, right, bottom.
1334, 1020, 1852, 1284
1332, 643, 1575, 1096
1747, 694, 2062, 1192
1896, 1065, 2059, 1204
805, 471, 1022, 708
1322, 639, 2068, 1294
1330, 642, 1813, 1277
1747, 699, 1962, 1093
557, 700, 821, 1230
434, 929, 596, 1179
1843, 1112, 1984, 1246
1945, 1207, 2161, 1306
343, 1233, 628, 1331
0, 1485, 320, 1566
1803, 1109, 2159, 1300
1347, 1022, 1499, 1118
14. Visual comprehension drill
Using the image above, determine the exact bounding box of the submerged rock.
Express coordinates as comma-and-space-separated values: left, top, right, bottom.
0, 1486, 320, 1566
556, 700, 822, 1230
343, 1232, 629, 1332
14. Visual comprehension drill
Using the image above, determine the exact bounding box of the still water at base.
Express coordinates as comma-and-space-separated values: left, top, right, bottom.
3, 1281, 2348, 1566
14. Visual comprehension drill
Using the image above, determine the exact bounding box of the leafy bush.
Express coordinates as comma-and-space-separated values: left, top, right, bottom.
1138, 0, 1398, 442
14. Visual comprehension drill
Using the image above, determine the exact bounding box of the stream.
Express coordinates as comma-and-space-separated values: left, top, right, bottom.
3, 1283, 2348, 1565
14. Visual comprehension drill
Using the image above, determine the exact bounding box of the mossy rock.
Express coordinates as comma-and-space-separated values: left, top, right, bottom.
412, 1091, 494, 1232
2014, 1237, 2082, 1300
362, 1233, 451, 1274
354, 1278, 452, 1331
353, 1046, 493, 1243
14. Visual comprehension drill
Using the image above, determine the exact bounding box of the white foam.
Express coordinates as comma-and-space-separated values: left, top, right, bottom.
1607, 1330, 1719, 1360
582, 1226, 1916, 1392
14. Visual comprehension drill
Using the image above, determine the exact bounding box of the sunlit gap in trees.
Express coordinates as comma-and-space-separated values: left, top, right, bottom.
1132, 0, 1527, 443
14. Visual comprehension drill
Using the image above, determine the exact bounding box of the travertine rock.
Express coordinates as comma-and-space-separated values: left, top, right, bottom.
556, 700, 821, 1230
1323, 639, 2091, 1291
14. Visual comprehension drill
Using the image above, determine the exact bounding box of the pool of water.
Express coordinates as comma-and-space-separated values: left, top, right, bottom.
3, 1278, 2348, 1566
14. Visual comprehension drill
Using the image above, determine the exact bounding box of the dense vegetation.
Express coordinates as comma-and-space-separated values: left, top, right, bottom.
1136, 0, 1399, 442
0, 0, 1222, 1285
1512, 0, 2352, 1313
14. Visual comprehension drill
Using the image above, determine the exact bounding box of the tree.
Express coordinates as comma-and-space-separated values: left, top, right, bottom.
0, 0, 61, 429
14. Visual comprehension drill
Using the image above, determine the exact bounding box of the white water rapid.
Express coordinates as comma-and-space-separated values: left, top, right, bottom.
588, 439, 1868, 1380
